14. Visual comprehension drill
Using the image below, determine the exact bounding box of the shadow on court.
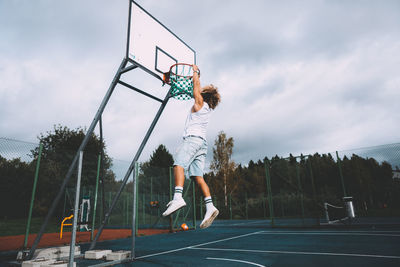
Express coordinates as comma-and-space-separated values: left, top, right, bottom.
75, 219, 400, 267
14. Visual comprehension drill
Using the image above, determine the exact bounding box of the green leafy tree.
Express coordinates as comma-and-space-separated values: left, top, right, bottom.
0, 156, 34, 218
31, 125, 115, 216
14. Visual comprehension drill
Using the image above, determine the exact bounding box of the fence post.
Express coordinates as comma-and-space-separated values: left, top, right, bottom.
173, 179, 192, 228
169, 166, 173, 232
192, 181, 196, 229
23, 143, 43, 249
263, 193, 266, 219
200, 197, 203, 220
307, 157, 317, 202
131, 162, 139, 258
142, 193, 145, 226
336, 151, 347, 197
296, 164, 305, 226
229, 193, 233, 220
264, 159, 275, 226
135, 163, 139, 235
108, 192, 112, 225
150, 176, 153, 225
245, 192, 248, 220
126, 193, 129, 226
69, 151, 84, 266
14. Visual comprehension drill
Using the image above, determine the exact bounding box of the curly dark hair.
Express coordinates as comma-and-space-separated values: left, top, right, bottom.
201, 84, 221, 109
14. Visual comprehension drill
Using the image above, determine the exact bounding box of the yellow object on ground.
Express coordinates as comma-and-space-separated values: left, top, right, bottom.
60, 214, 74, 239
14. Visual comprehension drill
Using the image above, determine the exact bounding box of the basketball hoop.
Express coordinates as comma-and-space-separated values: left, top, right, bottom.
163, 63, 200, 100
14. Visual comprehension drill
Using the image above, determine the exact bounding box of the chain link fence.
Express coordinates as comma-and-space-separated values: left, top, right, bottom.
211, 143, 400, 227
0, 137, 195, 245
1, 137, 399, 245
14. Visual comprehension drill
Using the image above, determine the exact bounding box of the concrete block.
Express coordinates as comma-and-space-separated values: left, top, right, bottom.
22, 258, 55, 267
84, 249, 112, 259
42, 260, 75, 267
106, 250, 131, 261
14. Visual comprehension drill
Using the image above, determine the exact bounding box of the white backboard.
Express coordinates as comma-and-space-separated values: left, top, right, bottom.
127, 1, 196, 81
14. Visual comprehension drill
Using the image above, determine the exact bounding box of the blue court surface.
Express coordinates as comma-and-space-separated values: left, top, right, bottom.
75, 219, 400, 267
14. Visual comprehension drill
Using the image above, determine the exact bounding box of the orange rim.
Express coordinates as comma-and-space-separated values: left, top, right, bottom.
169, 63, 197, 78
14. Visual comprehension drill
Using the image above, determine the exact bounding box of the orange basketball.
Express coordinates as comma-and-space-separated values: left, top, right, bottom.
181, 223, 189, 231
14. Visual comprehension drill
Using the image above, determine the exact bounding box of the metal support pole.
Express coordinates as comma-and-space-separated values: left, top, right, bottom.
24, 143, 43, 249
336, 151, 347, 197
91, 154, 101, 241
99, 115, 106, 223
27, 58, 128, 260
69, 151, 84, 266
89, 89, 171, 250
131, 162, 138, 259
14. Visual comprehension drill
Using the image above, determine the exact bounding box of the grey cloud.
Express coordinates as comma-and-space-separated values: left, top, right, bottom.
1, 0, 399, 166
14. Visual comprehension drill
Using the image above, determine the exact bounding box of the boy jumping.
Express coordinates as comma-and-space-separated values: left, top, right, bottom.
162, 64, 221, 229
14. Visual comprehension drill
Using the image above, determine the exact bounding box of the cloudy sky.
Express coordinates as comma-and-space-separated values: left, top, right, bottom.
1, 0, 399, 168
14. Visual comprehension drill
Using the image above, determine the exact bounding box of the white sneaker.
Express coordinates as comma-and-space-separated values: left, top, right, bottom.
162, 198, 186, 216
200, 207, 219, 229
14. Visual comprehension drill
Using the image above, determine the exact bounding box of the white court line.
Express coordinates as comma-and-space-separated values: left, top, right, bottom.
135, 246, 189, 259
207, 257, 266, 267
226, 221, 267, 226
135, 231, 262, 259
133, 230, 400, 260
258, 231, 400, 237
189, 231, 264, 248
190, 247, 400, 259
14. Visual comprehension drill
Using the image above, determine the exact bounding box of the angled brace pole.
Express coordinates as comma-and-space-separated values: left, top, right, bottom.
89, 88, 172, 250
27, 58, 128, 260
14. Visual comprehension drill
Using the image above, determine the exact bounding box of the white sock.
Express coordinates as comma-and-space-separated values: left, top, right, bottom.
204, 196, 214, 211
173, 186, 183, 200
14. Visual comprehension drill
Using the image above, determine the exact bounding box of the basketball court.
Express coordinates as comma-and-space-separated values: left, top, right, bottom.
75, 220, 400, 266
5, 1, 400, 266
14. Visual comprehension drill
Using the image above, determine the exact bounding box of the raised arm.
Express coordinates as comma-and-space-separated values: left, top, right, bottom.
192, 64, 203, 112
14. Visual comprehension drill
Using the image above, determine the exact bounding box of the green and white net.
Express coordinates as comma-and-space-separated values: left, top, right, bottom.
169, 64, 194, 101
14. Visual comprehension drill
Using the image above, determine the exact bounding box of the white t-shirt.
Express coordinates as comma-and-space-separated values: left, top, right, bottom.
183, 102, 212, 139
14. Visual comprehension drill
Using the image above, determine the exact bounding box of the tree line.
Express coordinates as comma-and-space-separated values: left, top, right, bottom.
1, 126, 399, 221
